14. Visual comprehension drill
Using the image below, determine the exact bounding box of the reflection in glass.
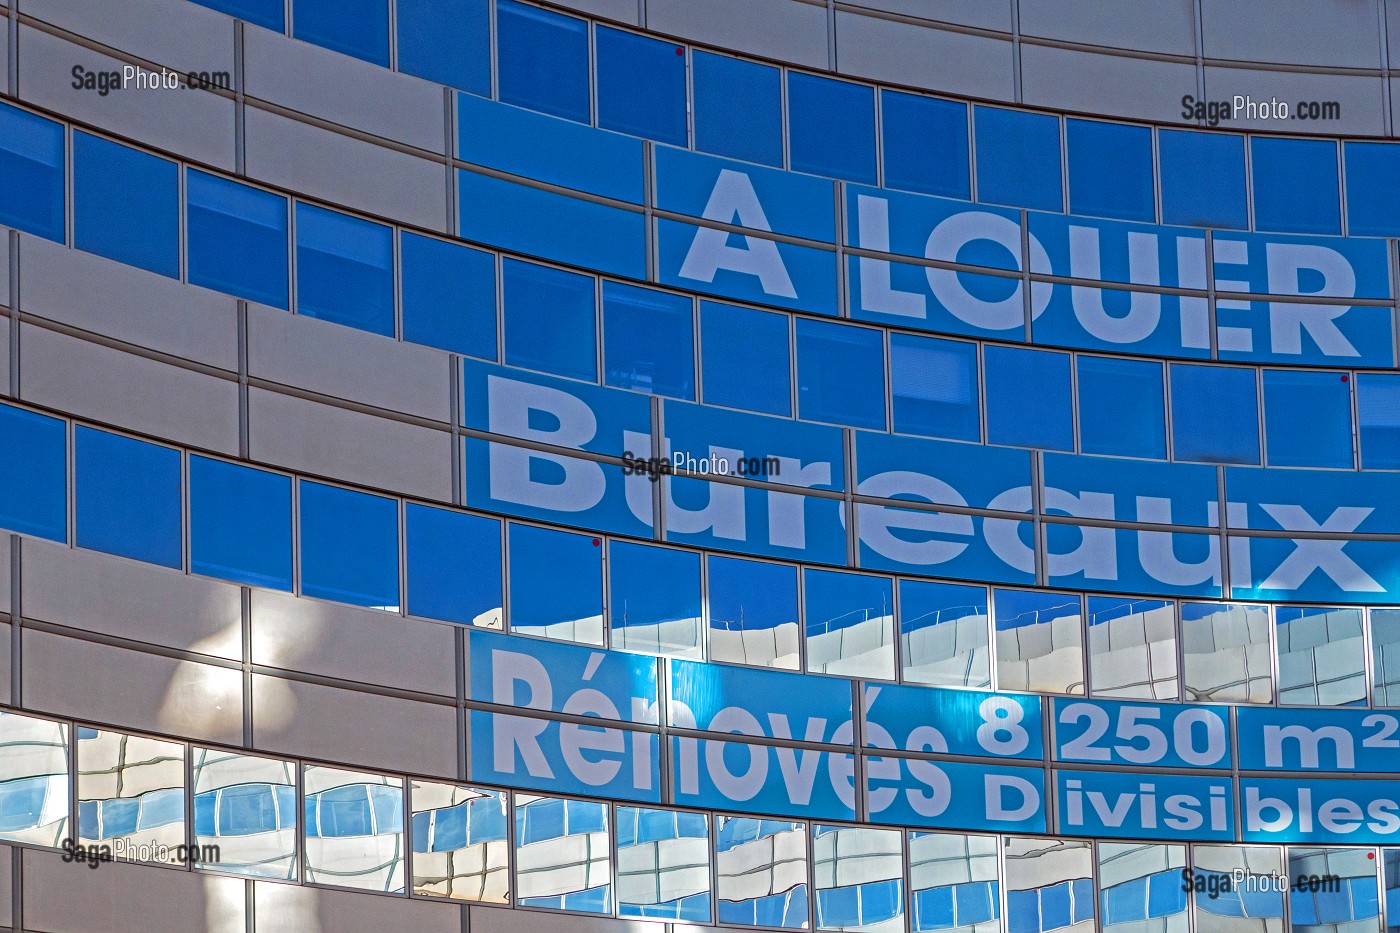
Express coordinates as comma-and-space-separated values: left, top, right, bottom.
994, 590, 1084, 695
908, 832, 999, 933
805, 569, 896, 680
1098, 842, 1186, 931
514, 795, 611, 913
1288, 847, 1380, 933
1087, 597, 1178, 700
411, 781, 508, 902
77, 729, 184, 864
1276, 607, 1366, 706
0, 712, 68, 846
814, 825, 904, 932
1374, 610, 1400, 707
1004, 837, 1095, 933
303, 765, 404, 892
616, 806, 710, 922
899, 580, 990, 689
1181, 603, 1272, 704
609, 541, 703, 658
716, 816, 809, 929
192, 748, 296, 879
708, 556, 800, 670
1191, 845, 1283, 932
508, 524, 604, 645
1382, 848, 1400, 933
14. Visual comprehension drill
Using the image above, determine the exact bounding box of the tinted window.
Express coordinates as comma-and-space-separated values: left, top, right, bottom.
1170, 364, 1259, 464
401, 233, 496, 360
899, 580, 989, 688
396, 0, 489, 94
1263, 369, 1352, 468
0, 103, 64, 242
1087, 597, 1177, 700
1276, 607, 1365, 706
707, 556, 800, 670
974, 107, 1063, 212
496, 0, 589, 123
609, 541, 702, 658
1066, 119, 1154, 222
804, 568, 895, 680
616, 807, 710, 922
995, 589, 1084, 695
1159, 129, 1247, 229
0, 405, 66, 542
74, 133, 179, 277
187, 171, 289, 308
700, 302, 791, 417
1180, 602, 1272, 703
293, 0, 389, 65
603, 282, 694, 399
406, 505, 501, 626
299, 482, 399, 610
692, 52, 782, 167
1252, 137, 1340, 235
295, 203, 394, 337
890, 333, 979, 442
190, 457, 292, 590
796, 319, 886, 430
75, 428, 181, 569
881, 91, 969, 200
502, 259, 597, 381
787, 72, 876, 184
1358, 373, 1400, 469
1344, 142, 1400, 237
596, 27, 686, 145
508, 524, 604, 645
1077, 356, 1165, 459
984, 346, 1073, 451
190, 0, 284, 30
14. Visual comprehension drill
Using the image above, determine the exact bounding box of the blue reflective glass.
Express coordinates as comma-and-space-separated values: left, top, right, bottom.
190, 0, 284, 30
401, 233, 496, 359
0, 777, 51, 834
75, 428, 181, 568
0, 103, 64, 242
292, 0, 388, 65
313, 786, 372, 837
431, 803, 469, 851
603, 282, 694, 399
1159, 129, 1247, 229
371, 785, 404, 833
1076, 356, 1165, 459
405, 504, 501, 625
975, 107, 1063, 212
692, 52, 782, 167
496, 0, 589, 123
700, 302, 791, 417
1358, 373, 1400, 469
295, 203, 394, 337
1066, 119, 1154, 222
508, 524, 604, 643
898, 579, 989, 688
985, 346, 1073, 451
502, 258, 597, 381
891, 333, 980, 442
1252, 137, 1341, 235
1170, 364, 1259, 464
299, 482, 400, 609
1263, 369, 1352, 468
137, 789, 184, 830
796, 319, 886, 430
102, 799, 140, 839
190, 457, 292, 590
396, 0, 489, 95
0, 404, 66, 542
74, 133, 179, 277
881, 91, 970, 200
707, 556, 799, 669
187, 171, 289, 309
787, 72, 877, 184
1345, 142, 1400, 237
194, 792, 216, 837
219, 784, 279, 836
596, 27, 686, 145
803, 569, 893, 644
609, 541, 702, 657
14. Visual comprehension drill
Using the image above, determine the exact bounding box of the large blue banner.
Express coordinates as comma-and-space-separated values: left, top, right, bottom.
1056, 770, 1235, 841
868, 758, 1046, 834
1240, 778, 1400, 844
1053, 699, 1230, 769
863, 683, 1042, 762
1237, 706, 1400, 772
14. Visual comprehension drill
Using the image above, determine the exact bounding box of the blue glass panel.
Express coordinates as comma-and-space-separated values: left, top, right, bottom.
609, 541, 702, 657
406, 504, 501, 625
190, 457, 293, 590
401, 233, 496, 359
603, 282, 694, 399
102, 799, 140, 839
1170, 364, 1259, 464
890, 333, 980, 442
1345, 141, 1400, 237
985, 346, 1073, 451
431, 803, 469, 851
190, 0, 284, 30
193, 792, 216, 837
1076, 356, 1166, 459
596, 27, 686, 145
187, 171, 289, 309
75, 428, 181, 568
0, 405, 66, 541
508, 524, 603, 643
314, 786, 372, 837
299, 482, 400, 609
882, 91, 970, 200
1066, 119, 1154, 222
1359, 373, 1400, 469
1263, 369, 1352, 468
295, 203, 394, 337
219, 784, 279, 836
803, 569, 893, 644
692, 51, 782, 167
796, 319, 886, 430
0, 776, 51, 834
787, 72, 877, 184
0, 103, 64, 242
293, 0, 388, 66
370, 785, 404, 833
501, 258, 596, 381
975, 107, 1063, 212
706, 555, 799, 667
137, 788, 184, 830
74, 133, 179, 277
397, 0, 488, 95
700, 302, 791, 417
1159, 129, 1247, 229
1252, 137, 1341, 235
496, 0, 589, 123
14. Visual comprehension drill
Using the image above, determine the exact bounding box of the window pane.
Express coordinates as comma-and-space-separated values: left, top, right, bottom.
497, 0, 589, 123
804, 569, 895, 680
502, 258, 597, 381
985, 346, 1073, 451
78, 731, 184, 863
1159, 130, 1247, 229
603, 282, 694, 399
1373, 609, 1400, 706
975, 106, 1063, 212
692, 51, 782, 167
1263, 369, 1352, 468
1181, 602, 1272, 703
193, 749, 297, 879
596, 27, 686, 145
707, 555, 800, 670
788, 72, 876, 184
796, 319, 886, 430
1289, 847, 1379, 932
515, 795, 611, 912
295, 203, 394, 337
191, 0, 284, 30
609, 541, 702, 658
716, 816, 809, 929
891, 333, 980, 442
1077, 356, 1165, 459
1276, 607, 1366, 706
299, 481, 399, 610
1067, 119, 1154, 222
406, 504, 501, 626
1192, 845, 1282, 930
814, 825, 903, 932
1097, 843, 1186, 928
1345, 142, 1400, 237
899, 580, 989, 689
508, 524, 604, 645
397, 0, 489, 95
0, 404, 66, 542
74, 133, 179, 277
617, 806, 711, 922
1006, 837, 1095, 933
700, 302, 791, 417
882, 91, 970, 200
1087, 597, 1178, 700
411, 782, 509, 902
0, 713, 68, 846
75, 427, 181, 568
304, 766, 405, 892
292, 0, 388, 65
190, 456, 292, 590
401, 232, 496, 360
909, 832, 999, 933
0, 103, 64, 242
1252, 137, 1340, 235
188, 171, 289, 308
1170, 364, 1260, 464
1359, 373, 1400, 469
995, 589, 1084, 695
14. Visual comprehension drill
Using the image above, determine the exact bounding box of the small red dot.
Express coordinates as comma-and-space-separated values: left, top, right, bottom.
591, 537, 601, 546
1370, 852, 1376, 859
675, 47, 684, 56
1341, 374, 1350, 383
